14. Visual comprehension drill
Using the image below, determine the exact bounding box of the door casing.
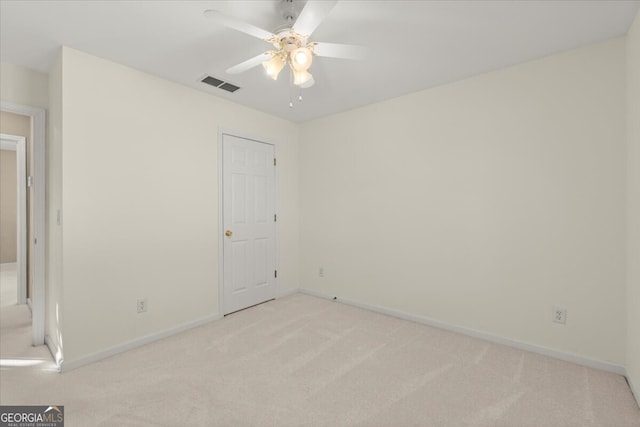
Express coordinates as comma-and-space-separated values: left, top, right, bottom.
217, 129, 278, 315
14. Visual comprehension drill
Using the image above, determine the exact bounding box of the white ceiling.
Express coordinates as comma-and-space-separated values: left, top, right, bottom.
1, 0, 638, 122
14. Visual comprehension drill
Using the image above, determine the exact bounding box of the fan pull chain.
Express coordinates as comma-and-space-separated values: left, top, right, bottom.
289, 68, 294, 108
288, 69, 304, 108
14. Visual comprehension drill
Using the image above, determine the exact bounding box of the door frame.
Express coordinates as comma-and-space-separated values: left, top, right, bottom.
1, 101, 46, 346
217, 128, 279, 315
0, 134, 27, 305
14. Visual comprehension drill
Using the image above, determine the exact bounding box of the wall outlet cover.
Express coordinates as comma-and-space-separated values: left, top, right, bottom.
552, 306, 566, 324
137, 298, 148, 313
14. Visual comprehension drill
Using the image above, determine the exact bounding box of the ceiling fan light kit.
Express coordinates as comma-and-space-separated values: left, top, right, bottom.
262, 30, 315, 85
204, 0, 364, 107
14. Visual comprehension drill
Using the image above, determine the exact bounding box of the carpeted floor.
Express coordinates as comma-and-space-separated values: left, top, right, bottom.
1, 284, 639, 426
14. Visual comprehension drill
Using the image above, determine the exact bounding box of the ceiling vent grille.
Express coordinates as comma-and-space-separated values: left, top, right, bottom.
201, 75, 240, 93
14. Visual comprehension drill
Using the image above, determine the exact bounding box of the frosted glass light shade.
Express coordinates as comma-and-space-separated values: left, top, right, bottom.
262, 55, 285, 80
293, 69, 313, 86
290, 47, 313, 72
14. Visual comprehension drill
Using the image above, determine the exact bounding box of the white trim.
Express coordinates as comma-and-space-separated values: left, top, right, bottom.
299, 288, 626, 376
16, 137, 26, 306
217, 128, 279, 316
44, 330, 63, 368
44, 335, 61, 372
0, 140, 17, 151
1, 101, 46, 346
273, 141, 280, 303
0, 262, 17, 268
0, 134, 27, 306
217, 129, 224, 317
59, 313, 223, 372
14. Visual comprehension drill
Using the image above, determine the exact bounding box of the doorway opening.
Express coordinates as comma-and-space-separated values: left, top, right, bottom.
0, 101, 46, 346
0, 133, 27, 305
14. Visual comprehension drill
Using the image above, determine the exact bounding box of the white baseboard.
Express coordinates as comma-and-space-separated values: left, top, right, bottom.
299, 288, 626, 376
44, 334, 61, 372
0, 262, 17, 269
60, 313, 223, 372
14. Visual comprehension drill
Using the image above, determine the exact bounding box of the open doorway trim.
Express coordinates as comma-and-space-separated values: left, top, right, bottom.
217, 128, 280, 316
1, 101, 46, 346
0, 134, 27, 305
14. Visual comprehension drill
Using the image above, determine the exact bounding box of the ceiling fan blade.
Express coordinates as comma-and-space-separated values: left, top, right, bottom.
292, 0, 338, 37
204, 9, 275, 40
226, 52, 272, 74
313, 42, 366, 60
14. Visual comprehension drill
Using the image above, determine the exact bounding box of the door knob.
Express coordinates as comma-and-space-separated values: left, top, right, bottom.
225, 230, 233, 237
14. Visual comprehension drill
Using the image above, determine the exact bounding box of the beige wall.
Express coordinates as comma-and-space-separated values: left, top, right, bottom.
0, 149, 17, 263
0, 62, 49, 109
54, 47, 299, 365
1, 111, 31, 138
626, 8, 640, 403
300, 38, 627, 366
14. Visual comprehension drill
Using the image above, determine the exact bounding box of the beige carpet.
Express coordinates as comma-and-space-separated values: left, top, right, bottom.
0, 263, 57, 373
1, 292, 639, 426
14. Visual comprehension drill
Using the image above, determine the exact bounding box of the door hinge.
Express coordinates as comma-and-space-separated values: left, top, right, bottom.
274, 270, 277, 278
274, 158, 276, 166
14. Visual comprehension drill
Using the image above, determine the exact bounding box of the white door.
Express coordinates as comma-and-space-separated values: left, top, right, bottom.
222, 134, 276, 315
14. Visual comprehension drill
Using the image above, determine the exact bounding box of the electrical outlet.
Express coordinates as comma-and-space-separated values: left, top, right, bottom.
319, 267, 324, 278
137, 298, 148, 313
552, 306, 566, 324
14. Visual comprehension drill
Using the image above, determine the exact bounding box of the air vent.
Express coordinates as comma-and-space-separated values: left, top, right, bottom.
201, 76, 224, 87
219, 82, 240, 93
201, 75, 241, 93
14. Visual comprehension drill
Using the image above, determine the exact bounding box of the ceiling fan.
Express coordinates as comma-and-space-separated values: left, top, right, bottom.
204, 0, 365, 91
